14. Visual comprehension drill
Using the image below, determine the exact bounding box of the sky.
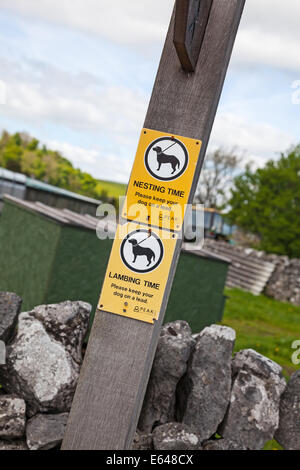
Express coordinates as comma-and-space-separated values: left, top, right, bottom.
0, 0, 299, 183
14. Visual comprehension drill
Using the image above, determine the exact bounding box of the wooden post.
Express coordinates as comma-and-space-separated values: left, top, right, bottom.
62, 0, 245, 450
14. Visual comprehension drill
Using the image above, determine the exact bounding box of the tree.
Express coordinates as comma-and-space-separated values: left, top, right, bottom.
27, 138, 39, 151
0, 130, 114, 204
194, 148, 241, 209
228, 145, 300, 257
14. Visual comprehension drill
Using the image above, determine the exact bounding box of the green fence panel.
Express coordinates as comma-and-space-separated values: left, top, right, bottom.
0, 201, 61, 311
0, 200, 229, 334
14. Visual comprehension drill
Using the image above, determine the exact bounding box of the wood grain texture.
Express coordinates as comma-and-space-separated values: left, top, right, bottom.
62, 0, 245, 450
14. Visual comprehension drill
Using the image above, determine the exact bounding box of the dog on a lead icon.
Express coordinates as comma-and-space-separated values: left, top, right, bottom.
120, 229, 164, 274
144, 136, 188, 181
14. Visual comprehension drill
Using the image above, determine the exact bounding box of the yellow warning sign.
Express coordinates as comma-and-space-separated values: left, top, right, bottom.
122, 128, 202, 231
98, 222, 178, 323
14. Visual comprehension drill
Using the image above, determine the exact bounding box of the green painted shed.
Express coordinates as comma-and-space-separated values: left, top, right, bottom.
0, 195, 230, 333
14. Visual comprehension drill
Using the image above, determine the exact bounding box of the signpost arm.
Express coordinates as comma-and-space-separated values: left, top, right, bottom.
62, 0, 245, 450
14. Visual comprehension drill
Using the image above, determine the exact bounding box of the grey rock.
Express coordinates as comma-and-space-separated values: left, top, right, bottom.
0, 301, 91, 415
203, 438, 247, 450
0, 292, 22, 343
132, 432, 153, 450
26, 413, 69, 450
138, 321, 195, 433
0, 439, 28, 450
0, 340, 5, 366
0, 395, 26, 439
177, 324, 236, 442
30, 301, 90, 364
265, 256, 300, 306
275, 370, 300, 450
153, 422, 201, 450
220, 349, 286, 450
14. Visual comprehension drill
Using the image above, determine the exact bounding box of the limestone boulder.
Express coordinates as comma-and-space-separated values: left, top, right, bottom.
26, 413, 69, 450
0, 301, 91, 415
177, 324, 236, 442
153, 423, 201, 450
275, 370, 300, 450
0, 395, 26, 439
220, 349, 286, 450
138, 321, 195, 432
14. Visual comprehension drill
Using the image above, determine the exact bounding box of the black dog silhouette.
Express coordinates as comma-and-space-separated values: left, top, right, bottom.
128, 239, 155, 266
152, 146, 180, 174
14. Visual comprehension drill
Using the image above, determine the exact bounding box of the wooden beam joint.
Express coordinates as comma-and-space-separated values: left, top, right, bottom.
173, 0, 213, 72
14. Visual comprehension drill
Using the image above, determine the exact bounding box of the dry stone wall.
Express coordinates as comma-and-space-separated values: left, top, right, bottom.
0, 293, 299, 451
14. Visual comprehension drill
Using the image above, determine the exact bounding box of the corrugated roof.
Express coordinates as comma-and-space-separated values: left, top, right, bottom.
3, 194, 116, 236
0, 167, 26, 184
0, 167, 102, 205
26, 177, 101, 205
203, 239, 275, 295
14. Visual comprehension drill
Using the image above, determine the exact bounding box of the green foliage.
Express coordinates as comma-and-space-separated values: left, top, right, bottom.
263, 439, 283, 451
223, 287, 300, 378
27, 138, 39, 151
228, 145, 300, 257
95, 180, 127, 199
195, 148, 241, 209
0, 130, 126, 203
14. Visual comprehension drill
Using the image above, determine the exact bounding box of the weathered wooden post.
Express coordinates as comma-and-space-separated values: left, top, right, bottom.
62, 0, 245, 450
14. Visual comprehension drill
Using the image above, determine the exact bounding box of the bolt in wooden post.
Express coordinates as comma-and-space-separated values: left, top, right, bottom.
62, 0, 245, 450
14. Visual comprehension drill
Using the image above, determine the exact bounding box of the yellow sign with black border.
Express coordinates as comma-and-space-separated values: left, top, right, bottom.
98, 222, 178, 323
122, 128, 201, 231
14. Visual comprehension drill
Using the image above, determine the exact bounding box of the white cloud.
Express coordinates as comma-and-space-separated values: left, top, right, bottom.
231, 0, 300, 71
46, 140, 98, 165
0, 0, 299, 186
0, 57, 147, 181
0, 0, 173, 47
0, 80, 7, 104
45, 139, 132, 182
46, 111, 296, 183
1, 0, 300, 71
240, 0, 300, 38
0, 54, 296, 182
1, 64, 148, 137
209, 112, 295, 168
233, 28, 300, 71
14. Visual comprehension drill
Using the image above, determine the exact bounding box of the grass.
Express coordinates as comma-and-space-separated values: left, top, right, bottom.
222, 287, 300, 379
96, 179, 127, 199
263, 439, 283, 451
221, 288, 300, 450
